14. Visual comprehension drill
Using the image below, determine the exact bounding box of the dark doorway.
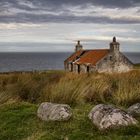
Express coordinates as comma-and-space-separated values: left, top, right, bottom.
87, 66, 89, 73
78, 65, 80, 74
71, 63, 73, 72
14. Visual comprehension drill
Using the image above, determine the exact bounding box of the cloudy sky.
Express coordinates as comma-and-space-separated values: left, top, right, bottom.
0, 0, 140, 52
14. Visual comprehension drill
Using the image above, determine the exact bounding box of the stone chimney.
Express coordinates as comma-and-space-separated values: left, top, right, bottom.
110, 37, 120, 53
75, 40, 83, 52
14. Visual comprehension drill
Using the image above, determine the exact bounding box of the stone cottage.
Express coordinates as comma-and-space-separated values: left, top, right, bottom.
64, 37, 133, 73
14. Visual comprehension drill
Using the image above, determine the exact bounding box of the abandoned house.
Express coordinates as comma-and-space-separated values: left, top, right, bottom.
64, 37, 133, 73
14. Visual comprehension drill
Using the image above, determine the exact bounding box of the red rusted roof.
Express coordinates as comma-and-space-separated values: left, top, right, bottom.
64, 50, 88, 63
75, 49, 109, 66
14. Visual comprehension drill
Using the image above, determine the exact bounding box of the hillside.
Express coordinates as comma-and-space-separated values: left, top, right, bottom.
0, 70, 140, 140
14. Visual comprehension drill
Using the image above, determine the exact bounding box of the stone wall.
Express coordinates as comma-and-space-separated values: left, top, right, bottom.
96, 52, 133, 73
73, 64, 77, 73
64, 64, 67, 71
79, 65, 87, 73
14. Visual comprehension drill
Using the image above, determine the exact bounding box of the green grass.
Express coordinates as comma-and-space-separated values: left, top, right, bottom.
0, 70, 140, 139
0, 102, 140, 140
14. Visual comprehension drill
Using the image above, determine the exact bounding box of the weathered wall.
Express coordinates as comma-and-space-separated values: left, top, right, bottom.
64, 62, 73, 72
79, 65, 87, 73
73, 64, 77, 73
76, 64, 96, 73
64, 63, 69, 71
96, 52, 133, 73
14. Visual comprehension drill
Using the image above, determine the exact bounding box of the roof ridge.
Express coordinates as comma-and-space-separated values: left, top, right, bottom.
83, 49, 109, 51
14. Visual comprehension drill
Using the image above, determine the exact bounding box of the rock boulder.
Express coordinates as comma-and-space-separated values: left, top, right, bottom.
37, 102, 72, 121
127, 103, 140, 117
88, 104, 138, 130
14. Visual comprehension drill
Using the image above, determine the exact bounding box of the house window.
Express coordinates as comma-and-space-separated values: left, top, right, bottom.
110, 56, 112, 60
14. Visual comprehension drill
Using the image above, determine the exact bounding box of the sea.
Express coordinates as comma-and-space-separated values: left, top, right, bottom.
0, 52, 139, 72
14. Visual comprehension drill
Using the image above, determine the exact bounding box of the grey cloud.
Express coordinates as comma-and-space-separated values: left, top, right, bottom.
0, 13, 140, 24
17, 0, 140, 9
1, 0, 140, 10
0, 0, 140, 24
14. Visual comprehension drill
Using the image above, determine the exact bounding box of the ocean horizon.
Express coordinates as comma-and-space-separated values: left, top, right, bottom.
0, 52, 139, 72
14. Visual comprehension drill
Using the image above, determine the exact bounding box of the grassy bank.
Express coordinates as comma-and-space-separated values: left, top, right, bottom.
0, 70, 140, 140
0, 70, 140, 106
0, 102, 140, 140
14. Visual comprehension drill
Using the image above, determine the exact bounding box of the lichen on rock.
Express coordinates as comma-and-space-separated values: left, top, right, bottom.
127, 103, 140, 117
37, 102, 72, 121
88, 104, 138, 130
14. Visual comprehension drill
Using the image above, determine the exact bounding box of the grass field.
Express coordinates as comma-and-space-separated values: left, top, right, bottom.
0, 102, 140, 140
0, 70, 140, 140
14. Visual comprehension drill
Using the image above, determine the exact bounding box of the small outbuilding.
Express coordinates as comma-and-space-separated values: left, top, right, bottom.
64, 37, 133, 73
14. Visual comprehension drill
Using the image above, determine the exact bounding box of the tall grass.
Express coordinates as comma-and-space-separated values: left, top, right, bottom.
48, 73, 88, 104
0, 70, 140, 106
0, 71, 65, 104
112, 71, 140, 106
